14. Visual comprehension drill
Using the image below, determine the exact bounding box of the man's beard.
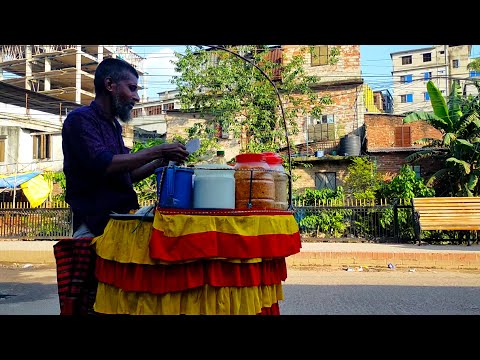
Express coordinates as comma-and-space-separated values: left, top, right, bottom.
113, 94, 133, 123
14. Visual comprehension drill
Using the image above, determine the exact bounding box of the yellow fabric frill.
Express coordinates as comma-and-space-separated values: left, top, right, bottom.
94, 282, 284, 315
92, 219, 263, 265
153, 211, 299, 237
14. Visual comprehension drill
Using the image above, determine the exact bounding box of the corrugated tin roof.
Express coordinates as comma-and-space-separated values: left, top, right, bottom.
0, 171, 42, 189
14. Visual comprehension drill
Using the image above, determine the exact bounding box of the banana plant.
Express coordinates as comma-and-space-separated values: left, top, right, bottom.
403, 80, 480, 196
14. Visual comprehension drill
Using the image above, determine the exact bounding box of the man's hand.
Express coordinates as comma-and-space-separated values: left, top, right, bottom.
156, 142, 189, 164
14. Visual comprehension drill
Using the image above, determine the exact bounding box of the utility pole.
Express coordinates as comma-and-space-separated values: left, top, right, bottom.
445, 45, 449, 95
12, 162, 18, 208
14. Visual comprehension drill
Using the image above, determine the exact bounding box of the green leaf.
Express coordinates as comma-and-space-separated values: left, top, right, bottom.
403, 111, 449, 132
468, 173, 478, 191
443, 133, 456, 146
447, 80, 463, 123
455, 138, 473, 148
403, 149, 435, 163
427, 80, 453, 131
446, 157, 471, 174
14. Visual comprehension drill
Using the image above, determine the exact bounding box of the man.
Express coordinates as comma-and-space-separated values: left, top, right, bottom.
62, 57, 189, 238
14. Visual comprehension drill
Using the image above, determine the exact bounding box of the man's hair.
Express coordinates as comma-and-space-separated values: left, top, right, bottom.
94, 57, 139, 94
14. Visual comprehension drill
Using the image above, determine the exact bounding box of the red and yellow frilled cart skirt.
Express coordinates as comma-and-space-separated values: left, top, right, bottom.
55, 208, 301, 315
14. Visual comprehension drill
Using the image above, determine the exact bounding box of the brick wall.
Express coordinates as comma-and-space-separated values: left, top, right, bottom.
281, 45, 361, 82
365, 113, 442, 149
365, 113, 444, 177
281, 45, 364, 148
288, 83, 364, 147
370, 151, 444, 178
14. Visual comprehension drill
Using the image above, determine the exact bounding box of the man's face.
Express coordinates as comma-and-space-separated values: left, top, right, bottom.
112, 72, 140, 122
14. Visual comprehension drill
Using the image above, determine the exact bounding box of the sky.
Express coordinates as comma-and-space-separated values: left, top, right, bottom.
130, 45, 480, 100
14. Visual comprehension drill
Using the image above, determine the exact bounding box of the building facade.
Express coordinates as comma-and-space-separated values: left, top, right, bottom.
364, 113, 443, 178
0, 45, 144, 175
391, 45, 475, 114
160, 45, 365, 192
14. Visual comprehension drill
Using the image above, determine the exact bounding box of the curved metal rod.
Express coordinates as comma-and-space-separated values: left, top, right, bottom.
201, 45, 293, 209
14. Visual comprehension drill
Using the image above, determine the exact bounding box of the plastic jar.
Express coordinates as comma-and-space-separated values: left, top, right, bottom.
263, 152, 288, 210
234, 153, 275, 210
193, 164, 235, 209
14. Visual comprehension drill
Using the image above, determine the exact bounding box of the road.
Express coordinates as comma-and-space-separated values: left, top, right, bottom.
1, 264, 480, 315
281, 267, 480, 315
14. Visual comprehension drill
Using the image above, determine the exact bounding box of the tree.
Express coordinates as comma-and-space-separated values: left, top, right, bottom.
377, 165, 435, 200
467, 58, 480, 72
343, 157, 382, 200
171, 45, 338, 154
131, 139, 166, 203
403, 80, 480, 196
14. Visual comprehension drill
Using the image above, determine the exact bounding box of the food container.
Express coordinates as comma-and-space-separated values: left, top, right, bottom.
263, 152, 288, 210
193, 164, 235, 209
234, 153, 275, 210
155, 166, 194, 209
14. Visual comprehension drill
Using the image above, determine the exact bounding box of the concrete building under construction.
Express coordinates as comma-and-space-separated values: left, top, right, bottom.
0, 45, 144, 177
0, 45, 144, 108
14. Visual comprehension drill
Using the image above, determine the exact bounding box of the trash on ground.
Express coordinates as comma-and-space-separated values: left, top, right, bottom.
345, 266, 364, 272
22, 264, 33, 268
387, 263, 396, 270
408, 268, 416, 272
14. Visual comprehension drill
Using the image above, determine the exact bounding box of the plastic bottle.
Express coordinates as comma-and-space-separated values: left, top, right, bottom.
263, 152, 288, 210
215, 150, 227, 165
234, 153, 275, 210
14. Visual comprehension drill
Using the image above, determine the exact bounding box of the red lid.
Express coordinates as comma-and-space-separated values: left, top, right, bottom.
262, 152, 283, 165
235, 153, 266, 163
265, 156, 283, 165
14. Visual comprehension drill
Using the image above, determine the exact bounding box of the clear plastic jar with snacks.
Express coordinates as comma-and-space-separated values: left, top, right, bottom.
263, 152, 288, 210
234, 153, 275, 210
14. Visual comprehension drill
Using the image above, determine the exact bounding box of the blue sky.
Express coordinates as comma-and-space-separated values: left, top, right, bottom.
130, 45, 480, 100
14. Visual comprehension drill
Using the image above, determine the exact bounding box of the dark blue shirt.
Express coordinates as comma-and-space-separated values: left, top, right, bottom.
62, 100, 139, 236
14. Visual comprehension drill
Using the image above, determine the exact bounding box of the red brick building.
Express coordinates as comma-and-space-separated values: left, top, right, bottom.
364, 113, 444, 178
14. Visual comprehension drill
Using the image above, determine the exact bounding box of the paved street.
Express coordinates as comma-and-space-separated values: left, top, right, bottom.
2, 264, 480, 315
280, 267, 480, 315
0, 264, 59, 315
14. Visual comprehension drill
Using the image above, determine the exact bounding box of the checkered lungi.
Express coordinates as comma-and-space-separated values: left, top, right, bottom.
53, 237, 97, 315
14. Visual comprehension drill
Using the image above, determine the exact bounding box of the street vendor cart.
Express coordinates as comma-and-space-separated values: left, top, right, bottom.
53, 45, 301, 315
54, 207, 300, 315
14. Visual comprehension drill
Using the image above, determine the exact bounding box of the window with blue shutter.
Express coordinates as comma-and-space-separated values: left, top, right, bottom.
401, 74, 413, 83
400, 94, 414, 103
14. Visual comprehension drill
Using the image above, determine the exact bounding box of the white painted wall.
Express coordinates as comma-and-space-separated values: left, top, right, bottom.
0, 102, 64, 174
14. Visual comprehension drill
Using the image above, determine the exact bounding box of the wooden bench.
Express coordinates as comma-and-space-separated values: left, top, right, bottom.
412, 197, 480, 245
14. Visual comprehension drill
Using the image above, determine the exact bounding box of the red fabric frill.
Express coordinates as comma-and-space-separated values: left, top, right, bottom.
95, 256, 287, 294
259, 303, 280, 315
149, 230, 301, 262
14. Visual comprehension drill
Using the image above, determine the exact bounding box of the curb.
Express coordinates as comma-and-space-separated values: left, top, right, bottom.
2, 241, 480, 270
285, 250, 480, 270
0, 241, 57, 265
